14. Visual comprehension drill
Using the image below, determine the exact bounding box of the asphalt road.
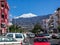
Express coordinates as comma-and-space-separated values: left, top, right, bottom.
0, 38, 59, 45
49, 39, 60, 45
28, 38, 60, 45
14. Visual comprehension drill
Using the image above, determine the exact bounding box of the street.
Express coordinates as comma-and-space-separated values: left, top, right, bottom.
49, 39, 60, 45
27, 38, 60, 45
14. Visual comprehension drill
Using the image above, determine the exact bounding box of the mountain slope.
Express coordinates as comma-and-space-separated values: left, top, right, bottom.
12, 14, 51, 30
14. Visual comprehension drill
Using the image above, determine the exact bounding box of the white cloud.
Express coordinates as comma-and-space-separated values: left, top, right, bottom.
14, 13, 37, 19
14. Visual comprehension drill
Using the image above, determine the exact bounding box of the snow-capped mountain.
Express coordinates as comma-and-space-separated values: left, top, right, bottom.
14, 13, 37, 19
12, 14, 52, 30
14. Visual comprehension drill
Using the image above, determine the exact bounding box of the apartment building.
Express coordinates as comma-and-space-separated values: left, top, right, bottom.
56, 8, 60, 26
49, 8, 60, 28
47, 8, 60, 33
0, 0, 9, 35
42, 19, 50, 31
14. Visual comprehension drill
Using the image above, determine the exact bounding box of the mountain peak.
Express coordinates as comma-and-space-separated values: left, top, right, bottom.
14, 13, 37, 19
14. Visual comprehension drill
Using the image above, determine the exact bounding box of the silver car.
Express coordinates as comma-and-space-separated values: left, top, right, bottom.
0, 36, 21, 45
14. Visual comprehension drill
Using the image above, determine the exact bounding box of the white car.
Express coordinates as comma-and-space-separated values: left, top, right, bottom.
5, 33, 24, 42
0, 36, 22, 45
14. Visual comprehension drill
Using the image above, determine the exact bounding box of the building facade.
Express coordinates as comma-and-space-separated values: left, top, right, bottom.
56, 8, 60, 26
42, 8, 60, 33
42, 19, 50, 33
0, 0, 9, 35
47, 8, 60, 33
49, 8, 60, 29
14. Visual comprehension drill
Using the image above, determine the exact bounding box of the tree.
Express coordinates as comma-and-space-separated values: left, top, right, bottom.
9, 25, 15, 32
57, 26, 60, 32
9, 25, 24, 33
32, 23, 43, 33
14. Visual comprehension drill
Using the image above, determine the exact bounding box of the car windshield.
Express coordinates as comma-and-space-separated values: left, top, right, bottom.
34, 38, 48, 42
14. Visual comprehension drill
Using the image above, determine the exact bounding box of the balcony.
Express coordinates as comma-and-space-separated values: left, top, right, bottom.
1, 23, 6, 28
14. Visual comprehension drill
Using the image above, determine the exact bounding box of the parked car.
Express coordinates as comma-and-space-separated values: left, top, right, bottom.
0, 36, 22, 45
52, 33, 58, 39
5, 33, 29, 45
5, 33, 25, 42
35, 33, 52, 39
33, 37, 51, 45
43, 34, 52, 39
35, 34, 44, 37
27, 33, 35, 38
0, 36, 16, 42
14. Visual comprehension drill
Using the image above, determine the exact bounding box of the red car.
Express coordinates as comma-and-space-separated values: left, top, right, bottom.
33, 37, 51, 45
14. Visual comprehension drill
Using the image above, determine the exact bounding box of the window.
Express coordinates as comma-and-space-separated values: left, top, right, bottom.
1, 1, 4, 7
8, 38, 15, 41
15, 34, 22, 38
7, 34, 13, 38
1, 13, 4, 18
4, 38, 10, 42
1, 23, 6, 28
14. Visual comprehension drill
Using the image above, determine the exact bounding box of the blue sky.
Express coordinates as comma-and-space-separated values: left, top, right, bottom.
7, 0, 60, 18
